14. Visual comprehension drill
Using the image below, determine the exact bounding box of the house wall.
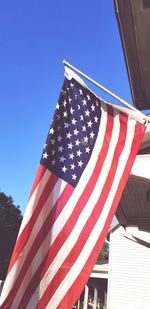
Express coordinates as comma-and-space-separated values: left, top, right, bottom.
107, 225, 150, 309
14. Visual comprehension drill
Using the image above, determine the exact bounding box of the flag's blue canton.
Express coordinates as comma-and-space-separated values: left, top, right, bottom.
40, 78, 101, 187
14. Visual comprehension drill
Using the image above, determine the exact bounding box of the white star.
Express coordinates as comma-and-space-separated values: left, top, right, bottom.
63, 111, 68, 118
76, 150, 82, 157
70, 107, 75, 114
77, 104, 81, 110
90, 131, 95, 139
85, 146, 90, 153
75, 139, 81, 146
64, 122, 70, 128
59, 156, 66, 163
79, 89, 83, 95
56, 114, 60, 120
87, 120, 93, 127
58, 145, 64, 152
51, 139, 55, 145
82, 99, 87, 106
57, 125, 61, 131
70, 83, 74, 88
72, 118, 77, 125
80, 115, 84, 121
68, 142, 73, 149
61, 90, 66, 95
69, 153, 74, 159
43, 152, 48, 159
91, 104, 95, 111
44, 143, 47, 149
73, 128, 79, 135
85, 109, 90, 117
61, 166, 67, 173
52, 159, 56, 165
70, 163, 75, 170
94, 116, 99, 123
66, 132, 72, 139
84, 136, 88, 143
57, 135, 62, 142
49, 127, 54, 134
87, 94, 91, 101
68, 96, 72, 103
51, 149, 55, 155
56, 103, 60, 109
72, 174, 77, 180
95, 100, 99, 106
63, 100, 67, 107
82, 125, 86, 132
78, 160, 84, 167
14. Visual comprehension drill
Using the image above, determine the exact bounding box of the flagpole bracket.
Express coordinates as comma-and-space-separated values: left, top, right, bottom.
63, 60, 150, 126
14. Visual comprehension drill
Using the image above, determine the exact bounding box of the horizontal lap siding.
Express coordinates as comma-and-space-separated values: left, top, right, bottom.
107, 226, 150, 309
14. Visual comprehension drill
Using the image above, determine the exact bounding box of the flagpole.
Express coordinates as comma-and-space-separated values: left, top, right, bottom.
63, 60, 149, 123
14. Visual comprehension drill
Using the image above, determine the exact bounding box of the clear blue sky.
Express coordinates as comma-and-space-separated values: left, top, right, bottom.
0, 0, 133, 213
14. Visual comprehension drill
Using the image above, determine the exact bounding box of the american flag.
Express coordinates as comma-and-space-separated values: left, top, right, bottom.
0, 73, 146, 308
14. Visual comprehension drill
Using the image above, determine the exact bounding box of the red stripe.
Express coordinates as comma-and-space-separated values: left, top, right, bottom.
1, 180, 71, 309
2, 111, 145, 309
17, 107, 114, 308
8, 170, 58, 272
10, 184, 73, 309
57, 121, 146, 309
28, 164, 46, 200
34, 111, 128, 308
1, 173, 59, 309
58, 214, 109, 309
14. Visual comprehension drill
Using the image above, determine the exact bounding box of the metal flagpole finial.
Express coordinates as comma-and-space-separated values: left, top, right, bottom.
63, 60, 149, 125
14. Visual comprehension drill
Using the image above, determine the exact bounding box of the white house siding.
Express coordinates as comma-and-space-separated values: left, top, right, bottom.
107, 225, 150, 309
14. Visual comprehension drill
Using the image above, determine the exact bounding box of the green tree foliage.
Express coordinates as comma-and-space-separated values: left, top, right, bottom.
97, 242, 109, 263
0, 192, 22, 280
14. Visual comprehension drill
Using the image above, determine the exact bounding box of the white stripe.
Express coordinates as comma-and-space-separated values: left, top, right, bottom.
2, 103, 105, 305
0, 169, 50, 306
49, 103, 117, 246
47, 117, 137, 308
1, 103, 114, 307
18, 169, 51, 236
6, 179, 67, 309
27, 105, 120, 308
0, 176, 67, 306
41, 102, 109, 246
7, 104, 108, 308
